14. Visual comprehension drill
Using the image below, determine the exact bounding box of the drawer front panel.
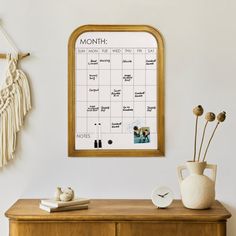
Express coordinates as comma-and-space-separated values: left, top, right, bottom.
10, 221, 115, 236
118, 222, 226, 236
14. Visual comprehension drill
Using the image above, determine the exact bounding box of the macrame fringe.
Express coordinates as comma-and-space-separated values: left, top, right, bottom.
0, 55, 31, 167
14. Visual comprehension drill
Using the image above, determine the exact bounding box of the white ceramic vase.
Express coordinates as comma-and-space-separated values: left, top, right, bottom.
177, 161, 217, 209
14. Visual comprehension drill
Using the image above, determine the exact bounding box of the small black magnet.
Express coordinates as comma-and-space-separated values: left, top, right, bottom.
108, 140, 113, 145
98, 140, 102, 148
94, 140, 98, 148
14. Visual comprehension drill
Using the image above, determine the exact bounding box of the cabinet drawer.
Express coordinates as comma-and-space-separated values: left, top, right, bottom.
118, 222, 226, 236
10, 221, 115, 236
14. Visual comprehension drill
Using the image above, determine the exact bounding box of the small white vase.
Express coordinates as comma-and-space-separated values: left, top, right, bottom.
177, 161, 217, 209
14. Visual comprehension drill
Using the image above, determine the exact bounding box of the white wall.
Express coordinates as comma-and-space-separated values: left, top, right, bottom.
0, 0, 235, 235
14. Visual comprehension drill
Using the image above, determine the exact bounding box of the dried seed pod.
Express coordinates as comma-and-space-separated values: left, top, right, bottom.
193, 105, 204, 116
202, 111, 226, 162
205, 112, 216, 122
217, 111, 226, 122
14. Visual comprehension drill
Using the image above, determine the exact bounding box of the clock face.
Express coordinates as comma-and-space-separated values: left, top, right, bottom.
151, 186, 174, 208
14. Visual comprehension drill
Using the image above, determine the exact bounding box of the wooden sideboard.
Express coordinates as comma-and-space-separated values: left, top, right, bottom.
5, 199, 231, 236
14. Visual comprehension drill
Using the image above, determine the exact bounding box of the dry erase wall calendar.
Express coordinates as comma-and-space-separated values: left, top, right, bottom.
68, 25, 164, 157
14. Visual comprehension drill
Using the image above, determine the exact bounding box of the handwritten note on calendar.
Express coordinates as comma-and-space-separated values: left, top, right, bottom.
68, 25, 164, 157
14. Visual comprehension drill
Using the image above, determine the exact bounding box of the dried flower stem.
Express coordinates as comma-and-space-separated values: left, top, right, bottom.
193, 116, 199, 162
202, 122, 219, 162
197, 121, 208, 162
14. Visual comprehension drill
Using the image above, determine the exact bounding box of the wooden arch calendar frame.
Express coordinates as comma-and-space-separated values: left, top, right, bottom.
68, 25, 164, 157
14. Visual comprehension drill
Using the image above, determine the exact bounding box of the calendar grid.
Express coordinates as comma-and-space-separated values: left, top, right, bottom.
76, 47, 157, 136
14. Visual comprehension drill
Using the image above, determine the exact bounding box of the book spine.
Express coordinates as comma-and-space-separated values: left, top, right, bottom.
39, 204, 88, 212
41, 200, 90, 208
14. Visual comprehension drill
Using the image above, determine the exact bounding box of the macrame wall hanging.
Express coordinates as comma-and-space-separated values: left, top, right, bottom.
0, 22, 31, 167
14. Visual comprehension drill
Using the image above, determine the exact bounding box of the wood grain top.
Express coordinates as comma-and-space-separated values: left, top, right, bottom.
5, 199, 231, 222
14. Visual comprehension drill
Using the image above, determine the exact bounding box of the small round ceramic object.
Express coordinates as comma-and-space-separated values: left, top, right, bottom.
151, 186, 174, 208
59, 192, 73, 202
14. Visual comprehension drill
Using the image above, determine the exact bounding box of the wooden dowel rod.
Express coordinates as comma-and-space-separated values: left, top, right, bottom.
0, 52, 30, 59
0, 53, 8, 59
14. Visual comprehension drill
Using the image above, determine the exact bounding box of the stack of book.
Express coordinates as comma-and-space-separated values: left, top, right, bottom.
39, 198, 90, 213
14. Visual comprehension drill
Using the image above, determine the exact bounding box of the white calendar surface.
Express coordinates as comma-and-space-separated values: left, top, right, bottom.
75, 31, 158, 150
